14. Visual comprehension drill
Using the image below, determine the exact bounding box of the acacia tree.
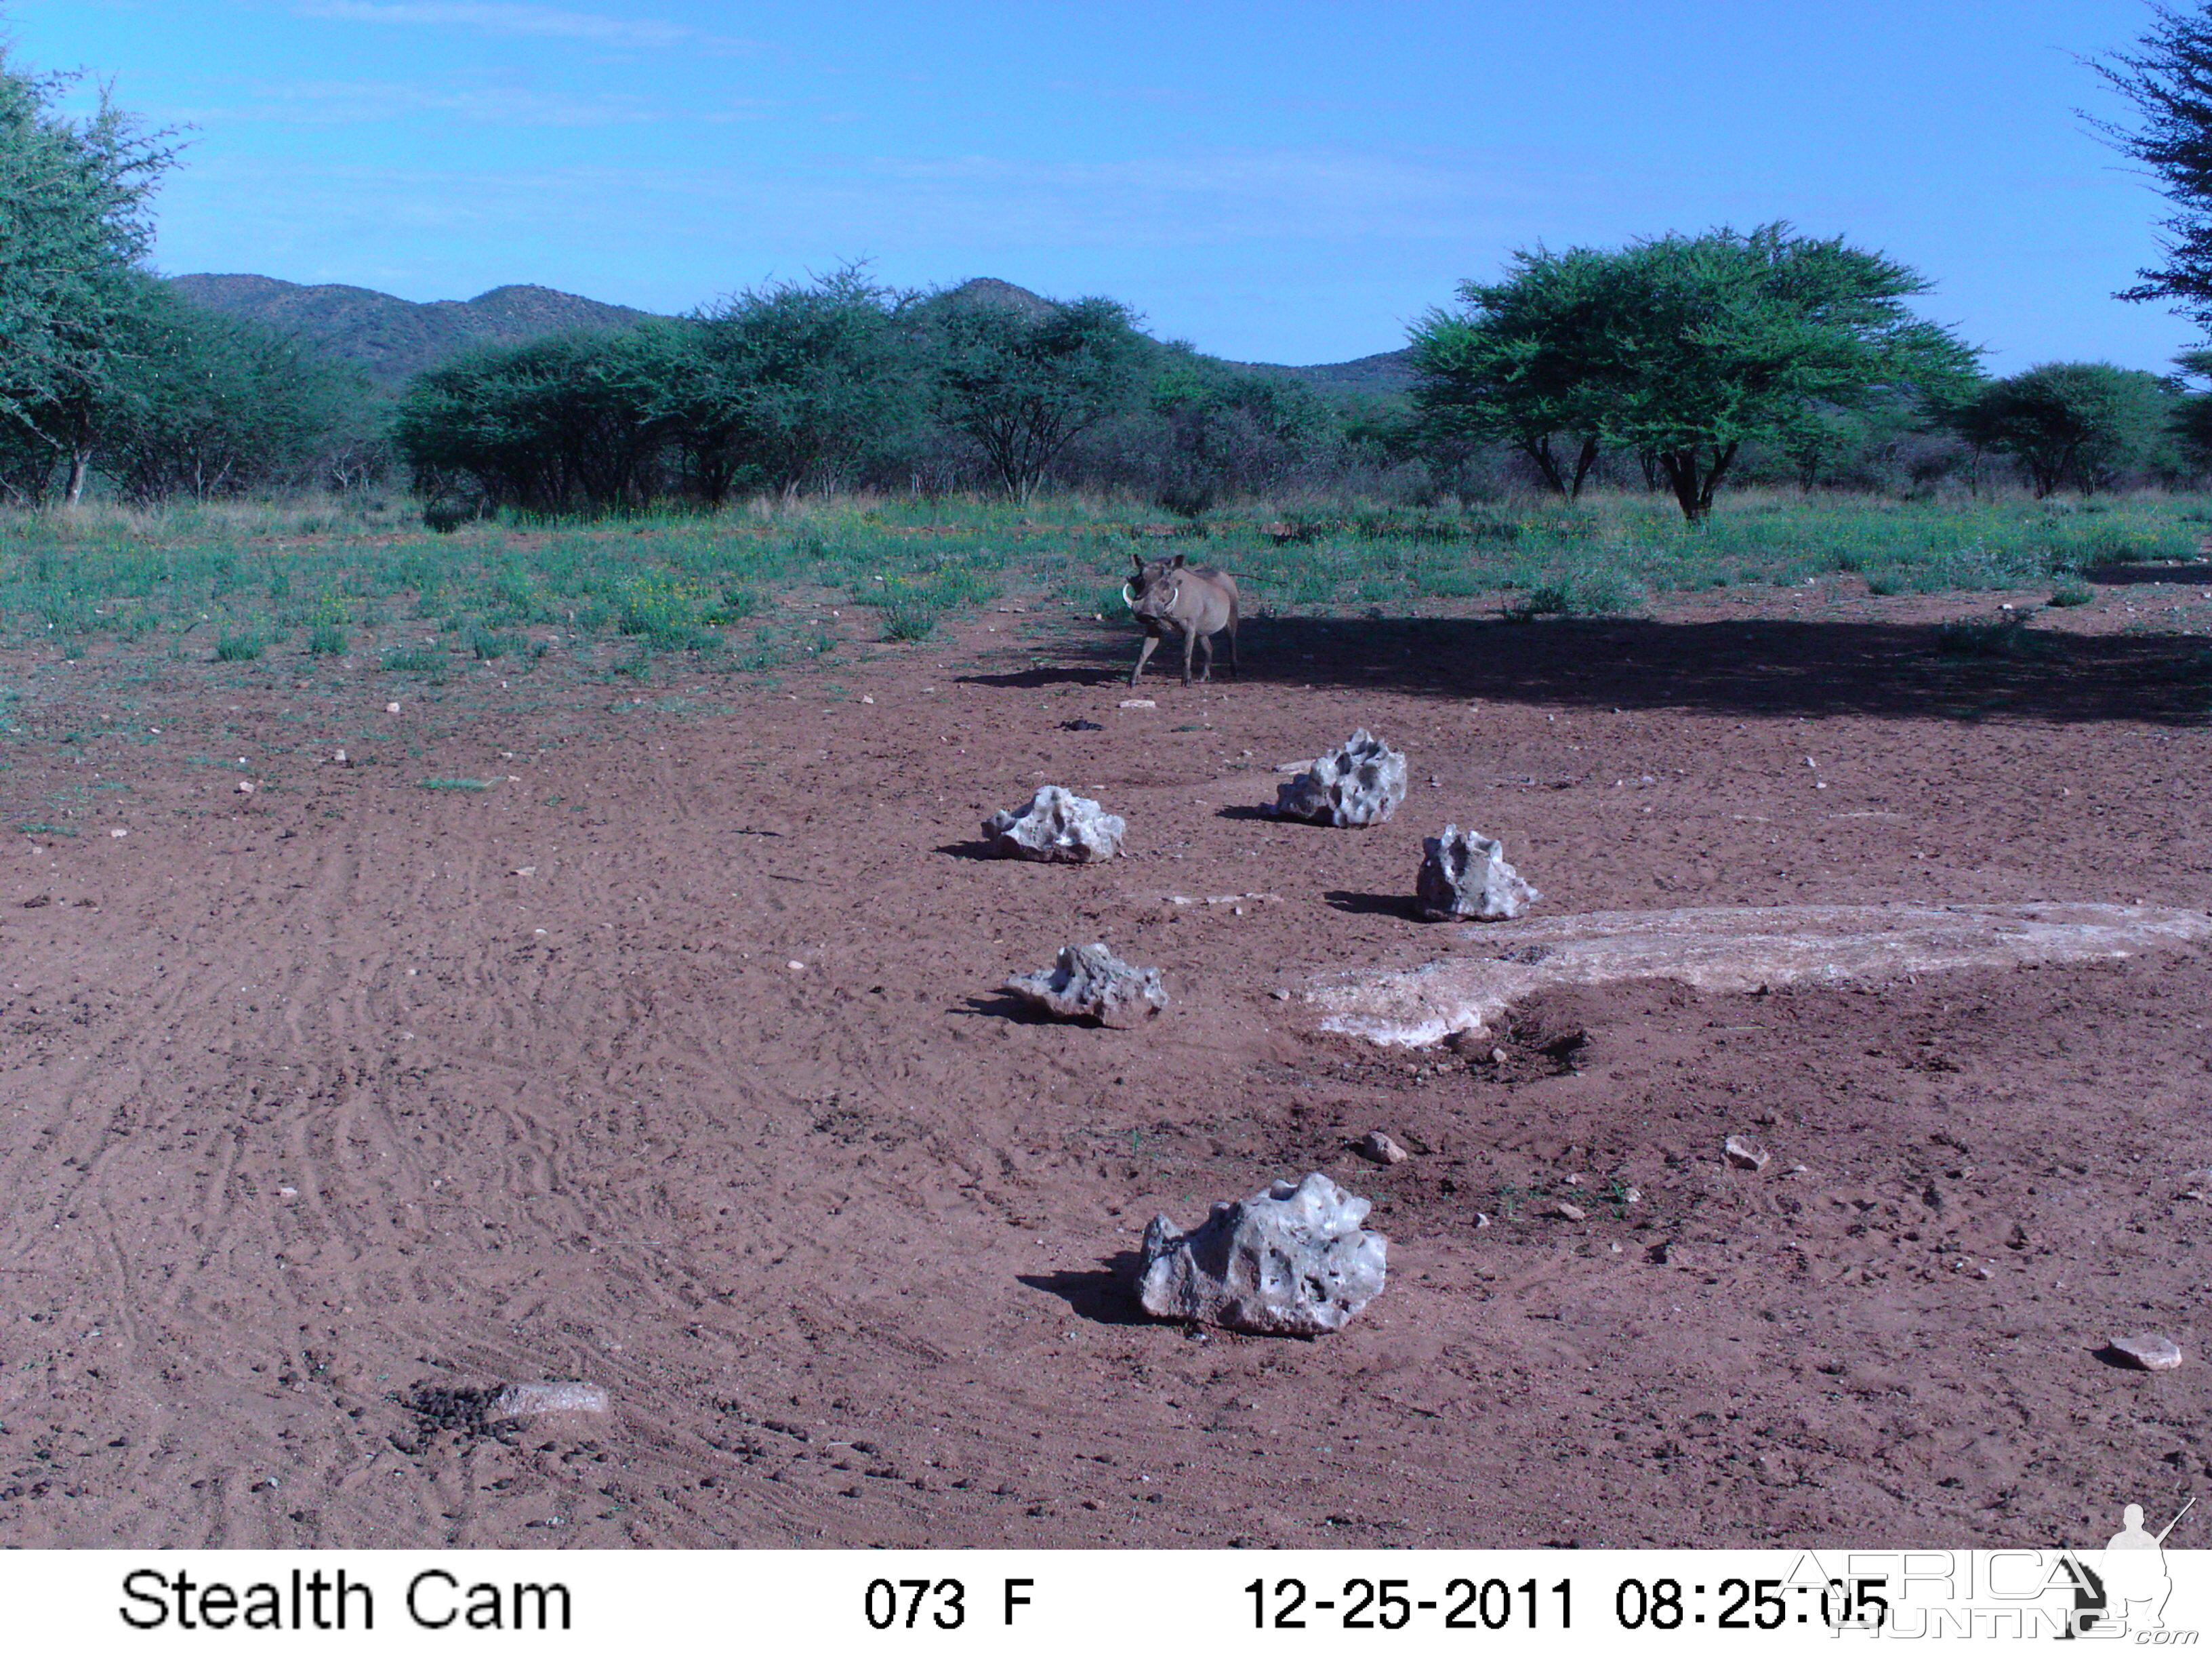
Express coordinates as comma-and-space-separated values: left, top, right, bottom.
928, 293, 1149, 500
2088, 6, 2212, 331
1954, 362, 2179, 495
0, 52, 179, 503
1411, 225, 1980, 520
1407, 245, 1614, 499
687, 266, 920, 501
98, 280, 362, 504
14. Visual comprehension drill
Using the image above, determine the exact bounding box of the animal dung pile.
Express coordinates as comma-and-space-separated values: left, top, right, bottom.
983, 785, 1125, 863
1005, 941, 1165, 1027
1274, 729, 1407, 826
1134, 1171, 1389, 1334
1416, 825, 1541, 921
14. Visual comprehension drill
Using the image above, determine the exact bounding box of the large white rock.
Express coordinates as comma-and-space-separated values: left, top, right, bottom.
983, 785, 1125, 863
1135, 1172, 1389, 1334
1274, 729, 1406, 826
1416, 825, 1540, 921
1006, 941, 1165, 1027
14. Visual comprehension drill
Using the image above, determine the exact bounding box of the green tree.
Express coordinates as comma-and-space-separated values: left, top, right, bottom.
0, 49, 179, 503
1412, 225, 1980, 520
1147, 344, 1337, 512
98, 281, 363, 504
2087, 6, 2212, 331
393, 329, 674, 512
688, 266, 920, 501
1407, 245, 1613, 499
928, 293, 1149, 499
1955, 362, 2180, 495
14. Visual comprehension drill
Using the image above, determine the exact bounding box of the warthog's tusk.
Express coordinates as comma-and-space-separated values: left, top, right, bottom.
1121, 583, 1138, 609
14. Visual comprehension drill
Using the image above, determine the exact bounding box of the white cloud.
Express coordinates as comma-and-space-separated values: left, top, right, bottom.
178, 78, 670, 127
291, 1, 762, 54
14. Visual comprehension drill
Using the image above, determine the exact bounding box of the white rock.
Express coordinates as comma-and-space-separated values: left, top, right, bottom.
1006, 942, 1165, 1027
386, 701, 401, 714
1135, 1172, 1388, 1334
2110, 1332, 2184, 1371
490, 1381, 609, 1418
109, 827, 127, 838
1274, 729, 1407, 827
983, 785, 1125, 863
1416, 825, 1541, 921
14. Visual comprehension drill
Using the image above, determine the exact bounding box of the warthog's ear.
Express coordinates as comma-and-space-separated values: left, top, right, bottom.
1170, 554, 1186, 569
1131, 552, 1145, 572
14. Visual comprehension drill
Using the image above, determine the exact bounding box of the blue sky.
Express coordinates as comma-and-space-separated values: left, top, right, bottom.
6, 0, 2201, 372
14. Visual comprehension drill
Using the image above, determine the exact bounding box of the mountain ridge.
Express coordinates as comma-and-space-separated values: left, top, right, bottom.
164, 272, 1414, 398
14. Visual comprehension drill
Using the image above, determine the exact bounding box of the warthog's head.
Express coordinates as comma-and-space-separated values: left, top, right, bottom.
1124, 552, 1211, 622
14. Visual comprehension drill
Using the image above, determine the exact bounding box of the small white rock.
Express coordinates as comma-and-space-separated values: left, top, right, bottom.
386, 701, 401, 714
109, 827, 127, 838
1119, 698, 1156, 710
787, 960, 804, 972
237, 780, 255, 796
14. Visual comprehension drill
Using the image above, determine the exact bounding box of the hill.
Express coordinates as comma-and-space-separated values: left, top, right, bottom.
166, 272, 1413, 401
163, 274, 661, 389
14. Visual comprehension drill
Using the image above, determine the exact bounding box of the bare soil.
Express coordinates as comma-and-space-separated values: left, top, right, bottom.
3, 574, 2211, 1549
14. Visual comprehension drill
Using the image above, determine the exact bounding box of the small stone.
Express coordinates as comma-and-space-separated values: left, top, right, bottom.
1474, 1212, 1491, 1229
1119, 698, 1156, 710
109, 827, 127, 838
386, 701, 401, 714
861, 695, 874, 705
1546, 1200, 1588, 1223
333, 750, 348, 765
237, 779, 255, 796
787, 960, 804, 971
1271, 987, 1292, 1002
1356, 1131, 1408, 1166
2109, 1332, 2184, 1371
1724, 1134, 1771, 1172
1006, 942, 1166, 1028
489, 1381, 610, 1418
1620, 1187, 1642, 1206
983, 785, 1125, 863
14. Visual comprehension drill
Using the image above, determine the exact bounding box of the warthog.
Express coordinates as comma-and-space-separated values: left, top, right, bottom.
1124, 552, 1239, 687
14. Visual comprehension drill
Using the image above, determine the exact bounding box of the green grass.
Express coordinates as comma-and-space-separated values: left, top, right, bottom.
417, 777, 492, 792
0, 489, 2204, 685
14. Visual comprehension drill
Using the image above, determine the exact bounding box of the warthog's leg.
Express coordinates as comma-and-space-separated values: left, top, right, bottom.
1225, 598, 1239, 678
1131, 628, 1162, 686
1182, 621, 1201, 685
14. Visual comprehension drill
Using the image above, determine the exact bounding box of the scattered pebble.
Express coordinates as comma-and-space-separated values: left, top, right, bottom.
109, 827, 127, 838
1724, 1134, 1771, 1172
333, 750, 348, 766
386, 702, 401, 714
1543, 1200, 1588, 1223
787, 960, 805, 972
1356, 1131, 1408, 1166
236, 780, 255, 796
2108, 1333, 2184, 1372
1118, 699, 1156, 710
861, 695, 874, 705
1271, 988, 1292, 1002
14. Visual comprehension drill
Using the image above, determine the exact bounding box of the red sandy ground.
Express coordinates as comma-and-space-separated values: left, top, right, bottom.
1, 571, 2210, 1549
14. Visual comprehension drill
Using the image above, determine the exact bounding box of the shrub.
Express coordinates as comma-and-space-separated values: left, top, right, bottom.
214, 632, 262, 661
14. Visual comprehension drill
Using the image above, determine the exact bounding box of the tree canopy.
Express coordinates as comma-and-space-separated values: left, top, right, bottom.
1953, 361, 2181, 496
1409, 224, 1981, 519
0, 49, 180, 501
2088, 5, 2212, 333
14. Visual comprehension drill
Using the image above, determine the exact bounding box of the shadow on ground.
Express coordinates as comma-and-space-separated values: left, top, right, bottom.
1019, 1256, 1150, 1326
987, 613, 2212, 725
